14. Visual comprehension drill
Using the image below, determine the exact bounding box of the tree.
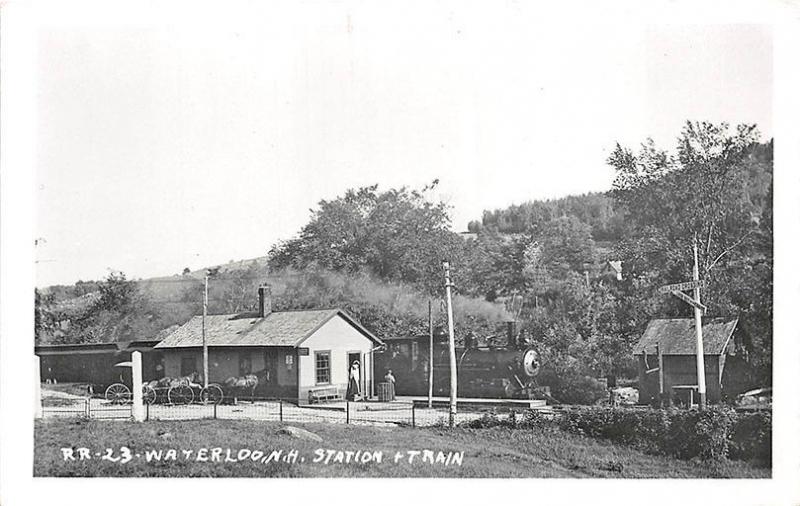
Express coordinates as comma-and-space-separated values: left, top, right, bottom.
209, 261, 266, 314
269, 182, 467, 295
34, 288, 59, 342
608, 121, 772, 383
538, 216, 595, 276
608, 122, 765, 279
66, 271, 165, 343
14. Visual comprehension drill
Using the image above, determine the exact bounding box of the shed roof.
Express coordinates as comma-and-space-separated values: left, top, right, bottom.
632, 317, 738, 355
154, 309, 382, 349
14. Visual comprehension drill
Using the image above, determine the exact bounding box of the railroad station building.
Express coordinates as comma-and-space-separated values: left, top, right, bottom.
633, 317, 742, 405
155, 287, 383, 404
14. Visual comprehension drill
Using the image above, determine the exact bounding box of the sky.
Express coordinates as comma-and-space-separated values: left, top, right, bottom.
33, 7, 773, 287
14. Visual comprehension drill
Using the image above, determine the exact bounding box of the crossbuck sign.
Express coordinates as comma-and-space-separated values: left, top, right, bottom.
657, 280, 707, 294
658, 280, 708, 314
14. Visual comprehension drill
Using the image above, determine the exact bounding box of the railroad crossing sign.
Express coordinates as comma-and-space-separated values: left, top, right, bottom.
669, 289, 707, 313
657, 279, 707, 294
658, 279, 708, 314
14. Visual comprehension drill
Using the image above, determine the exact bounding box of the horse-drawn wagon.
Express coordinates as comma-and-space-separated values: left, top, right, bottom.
103, 363, 225, 405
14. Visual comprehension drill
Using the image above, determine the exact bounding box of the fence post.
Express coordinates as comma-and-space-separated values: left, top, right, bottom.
412, 403, 416, 428
131, 351, 145, 422
346, 401, 350, 424
279, 399, 283, 422
146, 403, 149, 421
214, 403, 217, 419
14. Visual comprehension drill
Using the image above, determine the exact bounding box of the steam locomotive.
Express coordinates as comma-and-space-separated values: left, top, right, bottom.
374, 322, 543, 399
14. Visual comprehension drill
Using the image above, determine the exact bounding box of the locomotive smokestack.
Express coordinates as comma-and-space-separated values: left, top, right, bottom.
258, 285, 272, 317
506, 321, 516, 349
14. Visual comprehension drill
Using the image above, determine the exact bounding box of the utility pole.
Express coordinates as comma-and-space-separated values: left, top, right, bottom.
657, 343, 664, 407
202, 272, 209, 389
693, 238, 706, 409
657, 238, 708, 410
442, 261, 457, 427
428, 299, 434, 409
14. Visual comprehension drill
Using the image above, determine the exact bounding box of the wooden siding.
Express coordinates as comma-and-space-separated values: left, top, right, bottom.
298, 315, 373, 404
637, 354, 724, 404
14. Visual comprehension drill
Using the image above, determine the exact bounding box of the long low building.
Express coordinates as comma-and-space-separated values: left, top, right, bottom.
154, 286, 384, 404
35, 340, 164, 390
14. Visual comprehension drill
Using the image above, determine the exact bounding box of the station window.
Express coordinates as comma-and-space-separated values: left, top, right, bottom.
315, 351, 331, 385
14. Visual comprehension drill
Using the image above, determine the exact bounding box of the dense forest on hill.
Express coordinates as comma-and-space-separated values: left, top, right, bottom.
470, 192, 626, 242
35, 121, 773, 401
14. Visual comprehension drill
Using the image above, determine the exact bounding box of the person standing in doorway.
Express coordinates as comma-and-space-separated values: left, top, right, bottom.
346, 361, 361, 401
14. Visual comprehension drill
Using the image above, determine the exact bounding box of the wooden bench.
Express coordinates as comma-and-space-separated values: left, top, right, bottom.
308, 386, 343, 404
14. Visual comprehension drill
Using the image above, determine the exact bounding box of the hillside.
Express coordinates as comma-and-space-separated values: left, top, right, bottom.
36, 265, 512, 347
36, 124, 774, 393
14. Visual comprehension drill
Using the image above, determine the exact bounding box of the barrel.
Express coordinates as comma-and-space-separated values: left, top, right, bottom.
378, 382, 394, 402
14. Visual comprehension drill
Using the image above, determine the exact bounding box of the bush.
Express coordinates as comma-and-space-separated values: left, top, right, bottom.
459, 405, 771, 464
558, 407, 669, 448
459, 410, 554, 430
729, 411, 772, 464
664, 408, 735, 460
538, 369, 609, 405
519, 409, 554, 430
559, 406, 765, 462
459, 412, 502, 429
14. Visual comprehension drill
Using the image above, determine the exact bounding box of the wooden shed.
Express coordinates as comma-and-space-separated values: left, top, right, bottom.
633, 317, 738, 405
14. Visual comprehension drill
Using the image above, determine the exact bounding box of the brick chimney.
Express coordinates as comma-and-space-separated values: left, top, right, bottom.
257, 285, 272, 318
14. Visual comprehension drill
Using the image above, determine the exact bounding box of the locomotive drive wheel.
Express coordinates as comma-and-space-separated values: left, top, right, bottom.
200, 384, 224, 405
142, 385, 157, 405
168, 384, 194, 405
105, 383, 131, 404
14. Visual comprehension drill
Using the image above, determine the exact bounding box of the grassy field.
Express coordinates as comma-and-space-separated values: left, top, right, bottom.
34, 418, 769, 478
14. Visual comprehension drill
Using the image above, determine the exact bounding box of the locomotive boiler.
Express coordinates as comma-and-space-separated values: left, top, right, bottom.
430, 343, 540, 398
375, 322, 543, 399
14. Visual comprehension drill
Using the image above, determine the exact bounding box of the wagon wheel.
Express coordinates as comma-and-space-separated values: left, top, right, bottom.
168, 384, 194, 405
142, 385, 157, 405
200, 384, 224, 405
105, 383, 131, 404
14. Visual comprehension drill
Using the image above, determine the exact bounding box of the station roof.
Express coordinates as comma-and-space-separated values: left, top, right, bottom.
632, 317, 738, 356
155, 309, 382, 349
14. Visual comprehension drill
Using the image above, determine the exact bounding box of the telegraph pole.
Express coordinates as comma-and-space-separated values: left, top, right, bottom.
657, 239, 708, 410
428, 299, 434, 409
202, 272, 209, 389
442, 262, 457, 427
693, 238, 706, 409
